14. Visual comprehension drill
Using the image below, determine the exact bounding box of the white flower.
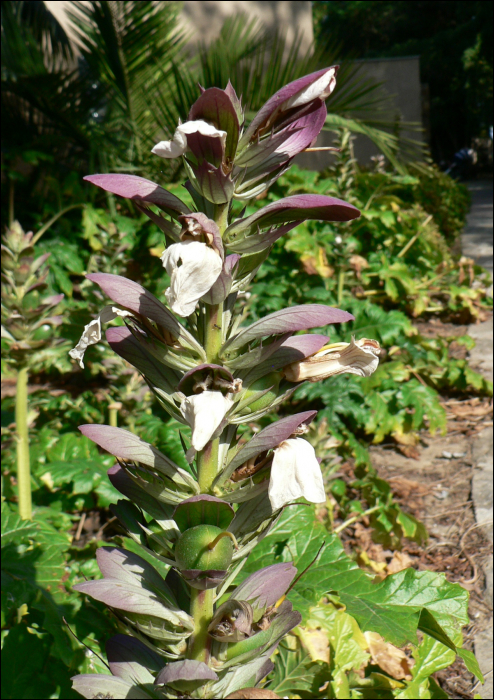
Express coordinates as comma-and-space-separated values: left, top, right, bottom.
69, 306, 133, 368
161, 241, 223, 317
282, 67, 337, 111
180, 391, 233, 451
268, 438, 325, 510
284, 337, 381, 383
152, 120, 227, 159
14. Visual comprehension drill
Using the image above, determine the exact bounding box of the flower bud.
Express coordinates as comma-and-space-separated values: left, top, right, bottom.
237, 372, 281, 416
175, 524, 234, 572
208, 599, 254, 642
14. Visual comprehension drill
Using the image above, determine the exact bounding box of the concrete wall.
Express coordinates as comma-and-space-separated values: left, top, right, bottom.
180, 1, 313, 53
297, 56, 425, 170
351, 56, 424, 164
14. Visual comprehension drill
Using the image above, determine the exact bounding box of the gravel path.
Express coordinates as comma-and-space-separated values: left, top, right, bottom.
463, 179, 493, 699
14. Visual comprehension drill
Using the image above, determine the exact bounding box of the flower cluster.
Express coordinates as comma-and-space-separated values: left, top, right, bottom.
70, 67, 380, 699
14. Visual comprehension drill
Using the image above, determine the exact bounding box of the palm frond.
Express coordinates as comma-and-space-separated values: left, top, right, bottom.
66, 1, 187, 169
324, 114, 425, 174
1, 0, 74, 75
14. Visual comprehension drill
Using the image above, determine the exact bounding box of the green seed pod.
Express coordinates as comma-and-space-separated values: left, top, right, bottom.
175, 525, 234, 572
238, 372, 281, 416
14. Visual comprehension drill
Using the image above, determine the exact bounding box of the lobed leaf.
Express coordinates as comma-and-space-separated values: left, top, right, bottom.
239, 506, 470, 648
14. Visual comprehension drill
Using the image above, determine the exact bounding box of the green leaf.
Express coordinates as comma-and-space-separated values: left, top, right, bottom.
395, 634, 455, 698
457, 648, 484, 683
268, 640, 325, 697
43, 459, 105, 494
307, 605, 370, 673
94, 478, 121, 508
418, 608, 456, 651
45, 432, 101, 462
1, 504, 77, 669
1, 625, 60, 700
1, 503, 37, 547
428, 677, 449, 698
240, 506, 469, 648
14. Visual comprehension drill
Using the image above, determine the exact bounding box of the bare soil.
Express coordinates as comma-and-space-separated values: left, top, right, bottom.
337, 398, 492, 699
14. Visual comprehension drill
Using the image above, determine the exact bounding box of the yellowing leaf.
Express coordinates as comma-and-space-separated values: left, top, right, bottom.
358, 550, 388, 574
301, 247, 334, 278
387, 552, 414, 576
392, 427, 419, 446
364, 631, 413, 680
306, 605, 369, 673
349, 254, 369, 278
149, 246, 165, 258
39, 471, 54, 490
297, 626, 330, 663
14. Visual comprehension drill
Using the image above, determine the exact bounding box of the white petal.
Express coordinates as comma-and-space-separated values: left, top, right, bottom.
151, 129, 188, 158
268, 438, 325, 510
315, 337, 380, 377
69, 306, 133, 368
177, 120, 227, 151
161, 241, 222, 317
180, 391, 233, 451
152, 120, 227, 159
284, 337, 380, 382
282, 68, 337, 110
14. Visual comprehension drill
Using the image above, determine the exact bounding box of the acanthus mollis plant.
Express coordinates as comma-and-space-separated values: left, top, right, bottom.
2, 221, 65, 520
70, 67, 381, 699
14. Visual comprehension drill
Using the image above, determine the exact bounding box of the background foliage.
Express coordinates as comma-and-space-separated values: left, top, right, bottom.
313, 0, 494, 161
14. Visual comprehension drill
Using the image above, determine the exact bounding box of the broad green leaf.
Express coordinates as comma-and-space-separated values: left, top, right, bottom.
240, 507, 469, 648
42, 459, 105, 494
0, 625, 72, 700
1, 503, 37, 547
1, 505, 76, 668
395, 634, 455, 698
45, 432, 101, 462
428, 677, 449, 698
306, 605, 370, 673
457, 648, 484, 683
267, 639, 326, 697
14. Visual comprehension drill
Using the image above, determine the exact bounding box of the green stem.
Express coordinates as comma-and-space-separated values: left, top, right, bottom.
15, 367, 32, 520
109, 407, 118, 427
337, 268, 345, 305
188, 588, 214, 664
204, 302, 224, 364
196, 438, 219, 493
334, 505, 381, 534
187, 202, 230, 663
